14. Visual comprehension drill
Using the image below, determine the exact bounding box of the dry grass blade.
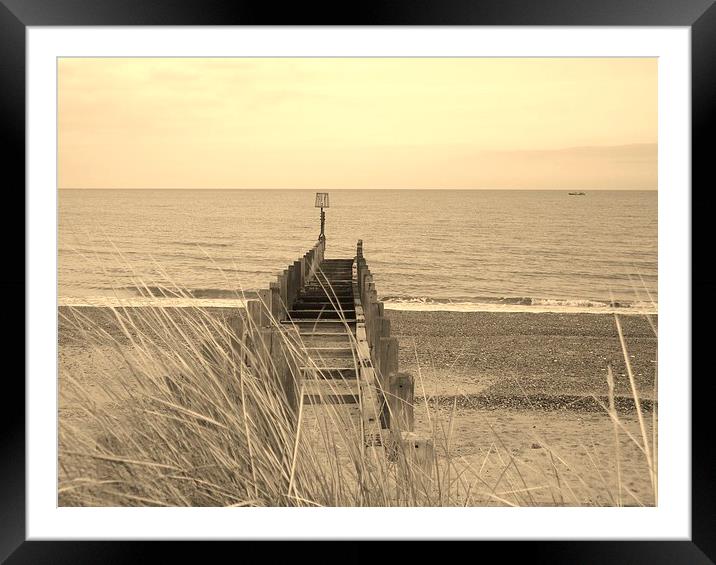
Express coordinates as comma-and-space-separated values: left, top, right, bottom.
614, 314, 656, 500
606, 366, 623, 506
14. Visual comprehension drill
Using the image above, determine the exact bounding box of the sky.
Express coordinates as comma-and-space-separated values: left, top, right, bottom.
58, 57, 657, 190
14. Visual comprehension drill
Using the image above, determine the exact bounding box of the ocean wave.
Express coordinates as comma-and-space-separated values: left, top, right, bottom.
382, 295, 637, 307
381, 295, 657, 314
58, 291, 657, 315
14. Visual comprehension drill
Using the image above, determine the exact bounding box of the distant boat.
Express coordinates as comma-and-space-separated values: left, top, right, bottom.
568, 191, 586, 196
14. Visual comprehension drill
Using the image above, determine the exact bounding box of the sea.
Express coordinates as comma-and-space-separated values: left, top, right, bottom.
58, 189, 657, 314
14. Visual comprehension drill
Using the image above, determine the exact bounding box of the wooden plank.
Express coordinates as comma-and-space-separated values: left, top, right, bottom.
302, 379, 359, 396
302, 379, 360, 404
304, 346, 355, 357
300, 333, 353, 346
300, 367, 357, 380
302, 357, 357, 370
281, 319, 357, 326
298, 331, 355, 338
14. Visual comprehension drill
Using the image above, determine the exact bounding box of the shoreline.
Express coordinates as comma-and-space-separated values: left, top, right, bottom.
57, 298, 657, 316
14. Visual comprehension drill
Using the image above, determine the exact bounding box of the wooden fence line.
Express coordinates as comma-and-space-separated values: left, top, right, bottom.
354, 239, 435, 482
227, 238, 325, 416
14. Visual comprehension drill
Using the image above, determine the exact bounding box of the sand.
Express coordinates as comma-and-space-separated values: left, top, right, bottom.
58, 307, 658, 506
388, 310, 657, 506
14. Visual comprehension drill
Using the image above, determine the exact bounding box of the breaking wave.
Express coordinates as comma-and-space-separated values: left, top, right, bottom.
58, 291, 656, 315
381, 295, 656, 314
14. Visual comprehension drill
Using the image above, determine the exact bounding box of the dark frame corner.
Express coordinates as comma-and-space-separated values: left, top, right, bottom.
4, 0, 714, 562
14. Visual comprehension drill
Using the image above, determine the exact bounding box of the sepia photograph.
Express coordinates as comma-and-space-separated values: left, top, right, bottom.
57, 56, 658, 508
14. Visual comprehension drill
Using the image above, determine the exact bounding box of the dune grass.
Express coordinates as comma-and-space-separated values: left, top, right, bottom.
59, 285, 463, 507
58, 278, 657, 507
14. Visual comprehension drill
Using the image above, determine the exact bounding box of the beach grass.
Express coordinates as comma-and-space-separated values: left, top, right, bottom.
59, 291, 460, 507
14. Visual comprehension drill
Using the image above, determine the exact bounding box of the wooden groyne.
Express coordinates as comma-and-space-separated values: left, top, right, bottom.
354, 239, 434, 476
230, 236, 434, 477
227, 238, 325, 412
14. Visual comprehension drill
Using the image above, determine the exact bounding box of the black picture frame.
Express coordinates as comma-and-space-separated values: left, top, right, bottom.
4, 0, 713, 562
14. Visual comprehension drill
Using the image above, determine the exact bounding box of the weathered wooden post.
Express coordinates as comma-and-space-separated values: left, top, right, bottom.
318, 238, 325, 263
372, 316, 385, 374
282, 326, 303, 413
256, 326, 274, 373
267, 327, 300, 414
292, 260, 302, 306
243, 299, 272, 373
278, 271, 288, 316
356, 239, 364, 294
286, 265, 295, 309
399, 432, 435, 493
269, 282, 282, 320
376, 317, 392, 375
257, 288, 272, 324
380, 314, 391, 338
386, 372, 414, 432
378, 336, 398, 427
226, 313, 245, 362
379, 336, 398, 378
359, 366, 382, 447
371, 311, 386, 367
246, 300, 262, 330
361, 272, 372, 301
309, 247, 318, 281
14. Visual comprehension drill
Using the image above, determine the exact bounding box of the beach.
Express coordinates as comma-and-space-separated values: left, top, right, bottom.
389, 310, 657, 506
59, 306, 657, 506
389, 310, 656, 401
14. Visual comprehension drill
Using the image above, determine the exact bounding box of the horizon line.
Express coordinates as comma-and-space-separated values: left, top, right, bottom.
58, 187, 658, 191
